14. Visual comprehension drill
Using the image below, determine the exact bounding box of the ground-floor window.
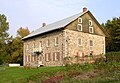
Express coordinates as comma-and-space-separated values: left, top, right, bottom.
53, 52, 60, 61
45, 53, 51, 61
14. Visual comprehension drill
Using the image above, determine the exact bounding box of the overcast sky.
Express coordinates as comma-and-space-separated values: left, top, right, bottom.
0, 0, 120, 37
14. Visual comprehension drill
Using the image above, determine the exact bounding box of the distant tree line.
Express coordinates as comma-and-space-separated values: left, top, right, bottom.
0, 14, 30, 65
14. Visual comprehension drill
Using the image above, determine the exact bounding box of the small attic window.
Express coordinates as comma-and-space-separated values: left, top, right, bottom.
89, 26, 94, 33
78, 18, 82, 23
89, 20, 92, 26
77, 24, 82, 31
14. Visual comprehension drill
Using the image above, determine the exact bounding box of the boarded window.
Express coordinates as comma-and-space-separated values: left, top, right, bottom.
90, 40, 93, 46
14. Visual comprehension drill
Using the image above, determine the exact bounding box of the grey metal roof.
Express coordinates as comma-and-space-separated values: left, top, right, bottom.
23, 10, 88, 40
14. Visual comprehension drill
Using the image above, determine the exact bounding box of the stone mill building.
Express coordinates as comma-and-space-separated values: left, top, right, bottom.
22, 7, 108, 67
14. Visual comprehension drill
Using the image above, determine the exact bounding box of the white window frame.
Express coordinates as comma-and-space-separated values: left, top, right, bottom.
54, 52, 58, 61
46, 39, 50, 47
55, 37, 58, 46
26, 44, 29, 50
89, 26, 94, 33
78, 38, 82, 46
77, 24, 83, 31
89, 20, 92, 26
78, 18, 82, 23
46, 53, 50, 61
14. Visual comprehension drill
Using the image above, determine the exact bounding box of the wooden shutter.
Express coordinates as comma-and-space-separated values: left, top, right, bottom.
53, 52, 55, 61
58, 52, 60, 61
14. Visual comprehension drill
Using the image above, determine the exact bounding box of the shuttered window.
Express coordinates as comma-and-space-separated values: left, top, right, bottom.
53, 52, 60, 61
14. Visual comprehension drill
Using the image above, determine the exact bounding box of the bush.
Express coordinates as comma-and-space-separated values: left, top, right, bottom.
106, 52, 120, 62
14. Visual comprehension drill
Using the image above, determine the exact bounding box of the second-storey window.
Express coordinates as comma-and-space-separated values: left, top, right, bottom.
46, 39, 50, 47
26, 44, 29, 50
55, 37, 58, 46
78, 38, 82, 46
77, 24, 83, 31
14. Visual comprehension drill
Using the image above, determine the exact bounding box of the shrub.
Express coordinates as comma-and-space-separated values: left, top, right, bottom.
106, 52, 120, 62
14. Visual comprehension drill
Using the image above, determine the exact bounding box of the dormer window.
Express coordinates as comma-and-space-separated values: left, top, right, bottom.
89, 20, 92, 26
77, 24, 82, 31
78, 18, 82, 23
89, 26, 94, 33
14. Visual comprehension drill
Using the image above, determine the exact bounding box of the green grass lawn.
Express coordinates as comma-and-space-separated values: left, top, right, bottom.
0, 66, 64, 83
0, 62, 120, 83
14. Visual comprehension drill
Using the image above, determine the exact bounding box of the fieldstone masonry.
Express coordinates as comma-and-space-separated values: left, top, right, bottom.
23, 9, 106, 67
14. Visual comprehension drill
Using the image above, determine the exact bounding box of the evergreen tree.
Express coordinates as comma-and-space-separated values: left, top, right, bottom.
0, 14, 11, 63
102, 17, 120, 52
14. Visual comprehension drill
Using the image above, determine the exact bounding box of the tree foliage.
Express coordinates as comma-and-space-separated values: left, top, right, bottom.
0, 14, 30, 65
0, 14, 12, 64
17, 27, 30, 38
102, 17, 120, 52
10, 27, 30, 65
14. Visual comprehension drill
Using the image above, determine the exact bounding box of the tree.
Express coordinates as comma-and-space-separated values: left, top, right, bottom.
10, 27, 30, 65
17, 27, 30, 38
0, 14, 11, 63
102, 17, 120, 52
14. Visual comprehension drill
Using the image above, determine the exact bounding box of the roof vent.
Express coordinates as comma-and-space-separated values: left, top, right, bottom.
83, 7, 87, 12
42, 23, 46, 27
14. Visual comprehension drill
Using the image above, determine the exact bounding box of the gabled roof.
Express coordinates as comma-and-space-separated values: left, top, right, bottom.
23, 10, 88, 40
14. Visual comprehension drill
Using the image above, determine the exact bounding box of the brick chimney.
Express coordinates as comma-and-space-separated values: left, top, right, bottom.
83, 7, 87, 12
42, 23, 46, 27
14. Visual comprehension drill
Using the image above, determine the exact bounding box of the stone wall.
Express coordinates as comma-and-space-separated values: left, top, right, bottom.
23, 30, 64, 67
64, 29, 105, 64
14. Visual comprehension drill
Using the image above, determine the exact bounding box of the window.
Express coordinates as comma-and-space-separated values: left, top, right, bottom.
78, 18, 82, 23
78, 38, 82, 46
77, 24, 82, 31
39, 41, 42, 51
45, 53, 51, 61
26, 56, 28, 62
90, 40, 93, 46
55, 37, 58, 46
53, 52, 60, 61
46, 39, 50, 47
89, 20, 92, 26
26, 44, 29, 50
89, 26, 94, 33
